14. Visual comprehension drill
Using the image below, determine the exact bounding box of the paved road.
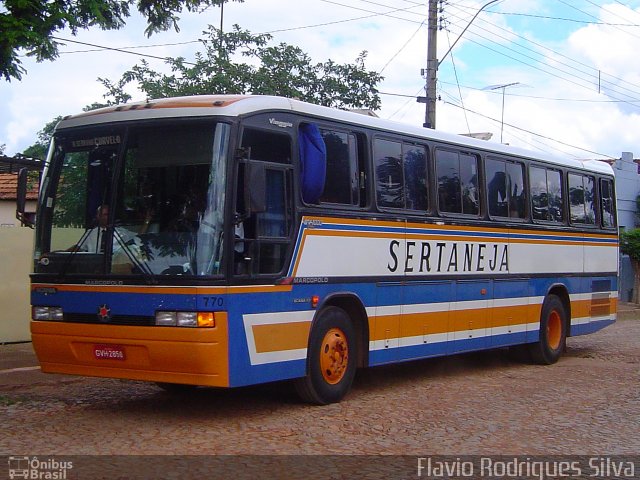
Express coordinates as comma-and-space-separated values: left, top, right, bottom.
1, 314, 638, 462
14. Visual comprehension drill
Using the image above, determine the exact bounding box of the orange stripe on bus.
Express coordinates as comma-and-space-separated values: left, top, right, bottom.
252, 321, 311, 353
32, 283, 291, 295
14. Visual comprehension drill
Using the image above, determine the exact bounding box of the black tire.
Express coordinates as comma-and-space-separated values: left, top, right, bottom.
156, 382, 198, 394
294, 306, 357, 405
528, 294, 567, 365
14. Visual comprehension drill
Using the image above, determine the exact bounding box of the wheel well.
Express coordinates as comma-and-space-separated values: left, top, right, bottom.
320, 294, 369, 368
548, 285, 571, 336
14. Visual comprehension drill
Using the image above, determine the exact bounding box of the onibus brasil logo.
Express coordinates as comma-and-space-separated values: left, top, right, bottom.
8, 456, 73, 479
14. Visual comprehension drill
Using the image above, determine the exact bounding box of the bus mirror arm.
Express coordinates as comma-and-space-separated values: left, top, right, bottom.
16, 168, 36, 228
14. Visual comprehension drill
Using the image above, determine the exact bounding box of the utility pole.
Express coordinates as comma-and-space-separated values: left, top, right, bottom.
424, 0, 438, 129
421, 0, 500, 130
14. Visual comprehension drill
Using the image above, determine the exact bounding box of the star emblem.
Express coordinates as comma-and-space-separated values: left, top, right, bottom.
97, 304, 111, 322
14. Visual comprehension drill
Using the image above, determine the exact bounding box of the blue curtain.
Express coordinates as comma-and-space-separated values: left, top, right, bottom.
298, 123, 326, 204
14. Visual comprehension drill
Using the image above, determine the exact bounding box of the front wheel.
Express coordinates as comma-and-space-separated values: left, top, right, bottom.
529, 294, 567, 365
294, 306, 357, 405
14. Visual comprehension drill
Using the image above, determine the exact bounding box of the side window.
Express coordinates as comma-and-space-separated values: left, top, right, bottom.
507, 161, 526, 219
569, 173, 596, 225
436, 149, 479, 215
374, 139, 427, 211
547, 169, 563, 222
600, 178, 616, 228
531, 166, 564, 223
374, 139, 404, 208
319, 129, 359, 205
404, 144, 428, 211
530, 166, 548, 221
241, 128, 291, 163
486, 158, 508, 217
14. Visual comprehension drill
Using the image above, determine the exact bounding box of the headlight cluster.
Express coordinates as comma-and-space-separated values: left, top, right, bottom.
32, 306, 64, 321
155, 311, 215, 328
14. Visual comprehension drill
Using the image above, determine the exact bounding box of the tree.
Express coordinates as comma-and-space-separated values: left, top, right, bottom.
21, 117, 62, 160
99, 25, 383, 110
620, 228, 640, 304
0, 0, 243, 81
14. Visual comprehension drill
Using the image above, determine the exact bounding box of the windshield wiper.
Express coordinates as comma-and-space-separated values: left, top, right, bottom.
57, 227, 94, 278
112, 228, 157, 284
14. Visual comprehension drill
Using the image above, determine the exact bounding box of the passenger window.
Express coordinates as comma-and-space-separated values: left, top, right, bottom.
547, 169, 563, 222
437, 149, 479, 215
374, 139, 427, 211
374, 139, 404, 209
486, 159, 508, 217
600, 178, 616, 228
507, 161, 526, 219
531, 166, 548, 221
486, 158, 526, 219
319, 129, 359, 205
569, 173, 596, 225
404, 144, 427, 211
531, 166, 564, 223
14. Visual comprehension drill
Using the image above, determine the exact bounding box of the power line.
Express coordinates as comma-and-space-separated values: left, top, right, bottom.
556, 0, 640, 43
378, 19, 426, 74
55, 1, 426, 56
52, 36, 195, 65
444, 25, 470, 134
441, 99, 617, 159
441, 14, 640, 107
317, 0, 424, 25
444, 4, 640, 102
438, 80, 640, 103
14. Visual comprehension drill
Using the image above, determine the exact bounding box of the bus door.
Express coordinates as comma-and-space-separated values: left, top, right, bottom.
451, 279, 490, 352
232, 125, 294, 279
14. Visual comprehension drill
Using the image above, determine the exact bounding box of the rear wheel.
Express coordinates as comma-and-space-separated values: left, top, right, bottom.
294, 306, 357, 405
529, 294, 567, 364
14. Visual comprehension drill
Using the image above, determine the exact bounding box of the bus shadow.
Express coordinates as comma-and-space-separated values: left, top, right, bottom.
85, 348, 526, 416
353, 347, 519, 393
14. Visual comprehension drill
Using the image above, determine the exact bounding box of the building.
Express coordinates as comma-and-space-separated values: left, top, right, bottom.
605, 152, 640, 301
0, 173, 38, 226
0, 155, 43, 342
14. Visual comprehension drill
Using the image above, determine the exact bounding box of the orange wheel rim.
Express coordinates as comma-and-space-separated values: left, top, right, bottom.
320, 328, 349, 385
547, 310, 562, 350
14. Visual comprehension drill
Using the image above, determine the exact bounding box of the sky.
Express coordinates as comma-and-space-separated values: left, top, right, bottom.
1, 0, 640, 162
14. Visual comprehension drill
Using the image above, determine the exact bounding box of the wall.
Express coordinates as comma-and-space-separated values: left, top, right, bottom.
0, 199, 37, 227
613, 152, 638, 300
614, 152, 639, 231
0, 226, 33, 342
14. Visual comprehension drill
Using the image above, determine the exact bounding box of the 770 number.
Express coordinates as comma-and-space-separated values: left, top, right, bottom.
202, 296, 224, 307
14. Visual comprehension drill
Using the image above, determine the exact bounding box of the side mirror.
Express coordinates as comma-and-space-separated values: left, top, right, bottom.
16, 168, 36, 228
245, 161, 267, 214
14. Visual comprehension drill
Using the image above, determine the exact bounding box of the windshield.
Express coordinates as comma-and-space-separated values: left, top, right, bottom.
35, 121, 230, 278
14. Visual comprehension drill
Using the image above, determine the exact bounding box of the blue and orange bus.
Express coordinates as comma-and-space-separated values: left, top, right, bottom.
20, 95, 618, 404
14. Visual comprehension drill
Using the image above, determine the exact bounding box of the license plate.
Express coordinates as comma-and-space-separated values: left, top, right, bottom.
93, 344, 126, 361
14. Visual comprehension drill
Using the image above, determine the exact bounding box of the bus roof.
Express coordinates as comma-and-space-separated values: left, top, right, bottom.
56, 94, 614, 176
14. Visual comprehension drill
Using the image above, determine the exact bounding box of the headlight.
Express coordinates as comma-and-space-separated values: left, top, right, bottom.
177, 312, 197, 327
32, 306, 64, 321
155, 311, 216, 328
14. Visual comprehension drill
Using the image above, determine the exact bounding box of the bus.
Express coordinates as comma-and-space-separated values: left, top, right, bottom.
19, 95, 618, 404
